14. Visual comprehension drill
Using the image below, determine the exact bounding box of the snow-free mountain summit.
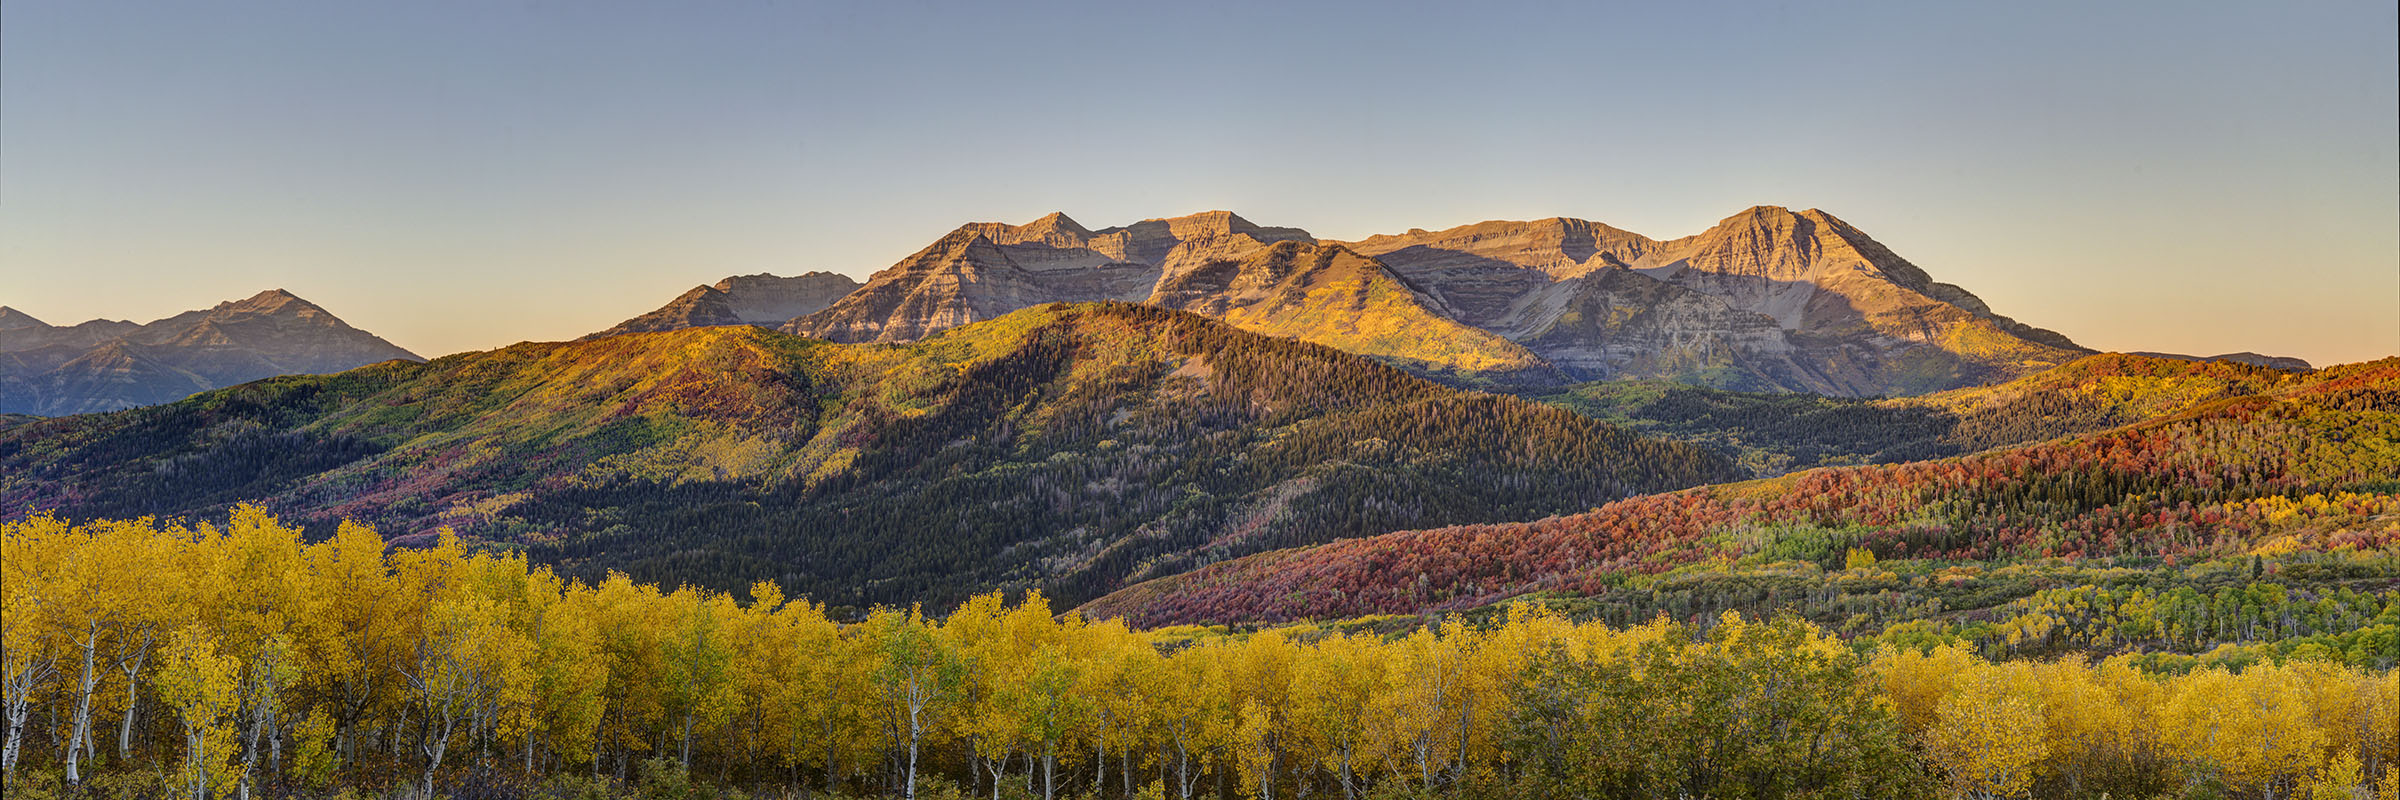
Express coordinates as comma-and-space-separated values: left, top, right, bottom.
0, 290, 420, 415
601, 206, 2090, 396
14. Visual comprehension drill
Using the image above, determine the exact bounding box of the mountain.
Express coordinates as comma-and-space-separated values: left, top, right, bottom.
583, 271, 861, 339
1083, 357, 2400, 627
1342, 206, 2089, 395
0, 290, 422, 415
771, 207, 2079, 397
785, 211, 1310, 343
0, 302, 1739, 607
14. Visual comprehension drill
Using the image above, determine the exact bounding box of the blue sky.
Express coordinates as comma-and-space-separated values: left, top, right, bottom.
3, 1, 2394, 363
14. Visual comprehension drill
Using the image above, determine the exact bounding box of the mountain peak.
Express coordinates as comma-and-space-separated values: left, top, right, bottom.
216, 288, 323, 316
1708, 204, 1807, 231
1155, 210, 1253, 236
0, 306, 49, 331
1134, 210, 1313, 245
1023, 211, 1091, 237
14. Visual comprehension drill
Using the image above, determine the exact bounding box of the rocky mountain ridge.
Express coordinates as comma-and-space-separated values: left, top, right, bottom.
0, 290, 420, 415
659, 206, 2095, 395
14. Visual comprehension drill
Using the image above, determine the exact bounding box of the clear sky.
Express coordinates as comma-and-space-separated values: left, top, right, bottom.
4, 1, 2394, 364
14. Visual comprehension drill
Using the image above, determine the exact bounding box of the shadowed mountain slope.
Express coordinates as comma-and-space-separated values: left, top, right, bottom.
585, 272, 861, 339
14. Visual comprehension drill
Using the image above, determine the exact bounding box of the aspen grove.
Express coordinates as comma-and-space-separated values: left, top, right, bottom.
4, 508, 2396, 800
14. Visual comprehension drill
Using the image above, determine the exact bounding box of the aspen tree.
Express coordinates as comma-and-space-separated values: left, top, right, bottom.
944, 592, 1017, 797
1927, 667, 2049, 799
1289, 633, 1382, 800
872, 605, 960, 800
532, 583, 609, 769
155, 627, 241, 800
1151, 644, 1230, 800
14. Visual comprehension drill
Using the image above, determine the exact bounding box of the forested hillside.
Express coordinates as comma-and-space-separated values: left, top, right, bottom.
4, 512, 2392, 800
0, 303, 1737, 608
1087, 359, 2400, 640
1536, 352, 2318, 475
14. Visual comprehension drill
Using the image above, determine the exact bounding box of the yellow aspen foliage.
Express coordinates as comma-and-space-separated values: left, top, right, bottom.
2160, 665, 2328, 795
1925, 667, 2049, 799
1232, 703, 1276, 800
287, 708, 338, 789
1873, 643, 1977, 736
1288, 634, 1383, 797
153, 626, 241, 800
8, 509, 2400, 800
2308, 748, 2364, 800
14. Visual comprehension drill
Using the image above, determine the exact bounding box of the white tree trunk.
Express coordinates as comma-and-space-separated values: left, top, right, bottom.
64, 625, 102, 785
117, 645, 147, 759
2, 655, 59, 778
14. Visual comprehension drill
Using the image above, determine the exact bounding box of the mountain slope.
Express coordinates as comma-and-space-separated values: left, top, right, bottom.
1145, 241, 1553, 381
785, 211, 1307, 341
782, 206, 2080, 396
584, 272, 861, 339
1, 302, 1739, 607
0, 291, 421, 415
1537, 351, 2321, 475
1343, 207, 2088, 395
1083, 358, 2400, 626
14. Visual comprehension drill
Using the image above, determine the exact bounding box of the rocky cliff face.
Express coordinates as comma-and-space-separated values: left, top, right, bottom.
635, 205, 2089, 396
586, 271, 860, 340
784, 211, 1309, 343
0, 290, 420, 415
1343, 206, 2088, 394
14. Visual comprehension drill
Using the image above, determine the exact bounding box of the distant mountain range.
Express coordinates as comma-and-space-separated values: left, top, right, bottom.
0, 290, 420, 415
7, 206, 2320, 415
603, 207, 2102, 396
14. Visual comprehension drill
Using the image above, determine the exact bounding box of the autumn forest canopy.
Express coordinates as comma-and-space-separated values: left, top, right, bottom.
3, 509, 2396, 800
